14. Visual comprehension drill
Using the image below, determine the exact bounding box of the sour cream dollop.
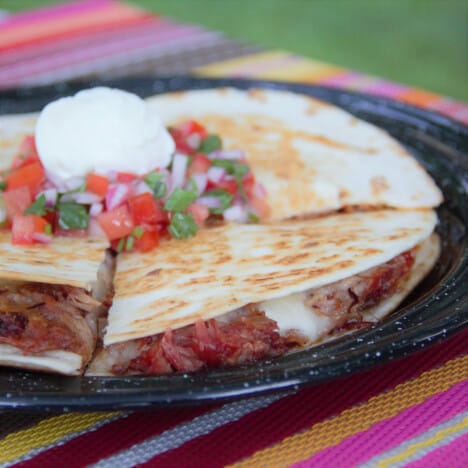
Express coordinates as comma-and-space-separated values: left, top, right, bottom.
35, 87, 175, 181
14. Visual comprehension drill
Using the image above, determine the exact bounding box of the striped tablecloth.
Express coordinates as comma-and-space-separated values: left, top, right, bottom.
1, 1, 467, 466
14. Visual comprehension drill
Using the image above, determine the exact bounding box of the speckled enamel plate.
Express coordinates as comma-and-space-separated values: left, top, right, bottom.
0, 77, 466, 410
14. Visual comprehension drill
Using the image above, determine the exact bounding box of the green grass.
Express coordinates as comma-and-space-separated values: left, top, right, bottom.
4, 0, 467, 101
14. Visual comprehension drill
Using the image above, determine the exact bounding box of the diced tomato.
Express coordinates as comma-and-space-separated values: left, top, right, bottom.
214, 178, 238, 195
177, 120, 208, 139
187, 203, 209, 226
135, 229, 159, 252
3, 186, 32, 221
242, 172, 256, 198
97, 204, 135, 241
5, 162, 45, 195
188, 153, 211, 176
249, 194, 271, 218
116, 172, 137, 183
86, 173, 109, 198
128, 193, 168, 226
168, 128, 194, 154
11, 136, 40, 170
11, 214, 48, 245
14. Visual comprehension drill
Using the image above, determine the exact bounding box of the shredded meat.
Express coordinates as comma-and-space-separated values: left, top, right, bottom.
0, 283, 99, 364
94, 249, 415, 376
304, 251, 414, 325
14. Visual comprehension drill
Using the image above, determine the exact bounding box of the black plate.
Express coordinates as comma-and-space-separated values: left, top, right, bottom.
0, 77, 466, 410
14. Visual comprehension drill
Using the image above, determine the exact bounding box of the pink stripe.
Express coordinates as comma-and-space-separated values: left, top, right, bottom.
0, 16, 161, 67
405, 432, 468, 468
0, 23, 212, 83
292, 380, 467, 468
0, 0, 114, 30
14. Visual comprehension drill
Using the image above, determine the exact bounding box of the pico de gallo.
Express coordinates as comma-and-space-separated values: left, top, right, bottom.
0, 121, 269, 252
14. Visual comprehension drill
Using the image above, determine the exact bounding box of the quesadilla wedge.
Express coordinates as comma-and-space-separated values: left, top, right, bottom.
88, 209, 439, 375
0, 234, 112, 375
147, 88, 442, 219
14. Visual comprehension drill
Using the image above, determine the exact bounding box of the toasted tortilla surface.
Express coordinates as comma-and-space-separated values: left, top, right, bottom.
147, 88, 442, 219
105, 209, 437, 345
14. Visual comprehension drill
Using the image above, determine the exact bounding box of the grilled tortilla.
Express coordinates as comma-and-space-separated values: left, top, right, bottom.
87, 210, 438, 375
147, 87, 442, 219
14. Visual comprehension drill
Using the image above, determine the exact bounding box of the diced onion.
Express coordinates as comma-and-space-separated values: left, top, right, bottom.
187, 133, 201, 149
105, 183, 129, 210
171, 153, 188, 189
208, 150, 245, 160
32, 232, 52, 244
107, 170, 118, 183
197, 196, 221, 209
61, 192, 101, 205
207, 167, 225, 183
88, 218, 106, 237
253, 182, 267, 198
37, 188, 58, 207
134, 181, 152, 195
90, 202, 103, 217
191, 173, 208, 195
223, 204, 248, 223
63, 176, 85, 191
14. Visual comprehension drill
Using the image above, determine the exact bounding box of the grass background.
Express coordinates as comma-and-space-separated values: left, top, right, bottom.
3, 0, 467, 102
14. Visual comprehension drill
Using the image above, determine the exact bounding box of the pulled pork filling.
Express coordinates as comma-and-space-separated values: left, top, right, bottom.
93, 249, 415, 376
0, 283, 100, 365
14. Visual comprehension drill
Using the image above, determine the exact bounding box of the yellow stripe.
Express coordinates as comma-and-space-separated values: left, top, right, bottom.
195, 50, 343, 82
0, 411, 120, 464
378, 416, 468, 467
231, 355, 468, 468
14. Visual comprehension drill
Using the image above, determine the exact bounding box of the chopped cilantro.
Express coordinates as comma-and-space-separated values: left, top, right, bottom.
57, 202, 89, 230
168, 213, 199, 239
145, 172, 167, 199
203, 189, 233, 214
248, 212, 259, 223
24, 194, 47, 216
125, 235, 135, 251
164, 188, 197, 213
116, 237, 125, 253
132, 226, 144, 239
0, 181, 6, 192
198, 134, 222, 154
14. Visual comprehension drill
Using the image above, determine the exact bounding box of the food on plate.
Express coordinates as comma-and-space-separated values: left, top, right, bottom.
148, 88, 442, 219
0, 88, 266, 251
87, 209, 439, 375
0, 235, 111, 375
0, 86, 444, 377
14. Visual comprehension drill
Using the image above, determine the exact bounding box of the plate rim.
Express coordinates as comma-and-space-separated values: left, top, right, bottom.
0, 76, 466, 410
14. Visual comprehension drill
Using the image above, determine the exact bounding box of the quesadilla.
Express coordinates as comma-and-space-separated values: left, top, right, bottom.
147, 88, 442, 219
88, 209, 439, 375
0, 86, 444, 377
0, 235, 112, 375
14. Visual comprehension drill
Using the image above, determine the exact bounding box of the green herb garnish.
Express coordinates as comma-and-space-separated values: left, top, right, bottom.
164, 188, 197, 213
248, 212, 259, 223
125, 236, 135, 251
145, 172, 167, 199
116, 237, 125, 253
168, 213, 199, 239
24, 194, 47, 216
203, 189, 233, 214
198, 134, 222, 154
44, 223, 53, 235
132, 226, 144, 239
0, 181, 7, 192
57, 202, 89, 230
